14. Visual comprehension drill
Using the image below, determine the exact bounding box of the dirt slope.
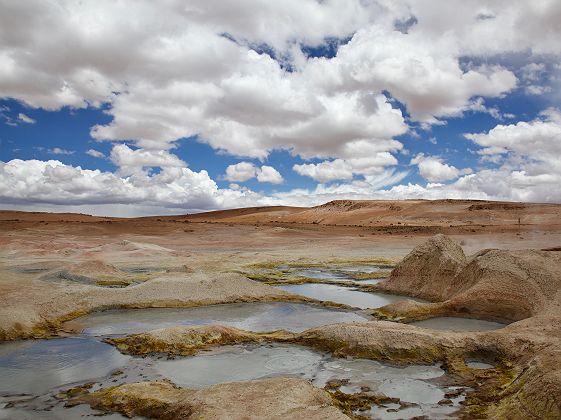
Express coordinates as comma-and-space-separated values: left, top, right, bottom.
179, 199, 561, 229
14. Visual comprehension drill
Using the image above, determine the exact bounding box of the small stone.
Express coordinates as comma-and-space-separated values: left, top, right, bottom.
400, 401, 419, 409
325, 378, 350, 390
438, 398, 453, 406
444, 390, 462, 398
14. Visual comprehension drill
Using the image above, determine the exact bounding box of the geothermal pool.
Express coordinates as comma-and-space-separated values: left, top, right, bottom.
65, 302, 369, 336
154, 342, 467, 419
263, 264, 391, 284
277, 283, 425, 309
0, 338, 467, 419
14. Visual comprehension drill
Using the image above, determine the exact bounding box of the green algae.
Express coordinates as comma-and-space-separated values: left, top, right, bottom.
344, 271, 391, 280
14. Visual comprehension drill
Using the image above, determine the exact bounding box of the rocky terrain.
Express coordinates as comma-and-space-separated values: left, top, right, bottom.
1, 200, 561, 419
65, 236, 561, 418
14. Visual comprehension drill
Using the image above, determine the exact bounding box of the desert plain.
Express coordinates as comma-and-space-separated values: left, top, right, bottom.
1, 199, 561, 419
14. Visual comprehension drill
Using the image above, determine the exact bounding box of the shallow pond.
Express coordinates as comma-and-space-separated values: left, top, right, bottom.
336, 265, 393, 273
270, 264, 391, 284
356, 278, 385, 285
0, 338, 466, 419
155, 343, 465, 418
0, 338, 130, 396
0, 401, 129, 420
410, 317, 506, 331
156, 343, 445, 392
277, 283, 423, 309
66, 302, 369, 336
466, 360, 495, 369
290, 268, 354, 282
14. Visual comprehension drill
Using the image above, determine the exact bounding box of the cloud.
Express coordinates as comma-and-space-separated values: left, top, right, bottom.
411, 154, 472, 182
2, 1, 561, 213
519, 62, 553, 96
0, 159, 268, 213
294, 159, 354, 183
521, 63, 546, 82
49, 147, 75, 155
109, 144, 186, 176
302, 28, 517, 123
224, 161, 284, 184
525, 85, 552, 96
224, 162, 257, 182
406, 1, 561, 56
465, 109, 561, 160
293, 148, 400, 183
256, 165, 284, 184
1, 0, 540, 166
17, 113, 35, 124
86, 149, 105, 159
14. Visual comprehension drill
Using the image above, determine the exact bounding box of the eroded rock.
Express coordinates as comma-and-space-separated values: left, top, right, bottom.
104, 324, 293, 356
71, 377, 348, 419
374, 235, 561, 322
382, 234, 467, 301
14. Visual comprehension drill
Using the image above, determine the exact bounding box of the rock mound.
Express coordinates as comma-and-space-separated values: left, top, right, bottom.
384, 234, 467, 301
39, 260, 126, 286
64, 260, 122, 277
444, 249, 560, 320
377, 235, 561, 322
105, 325, 283, 356
72, 377, 346, 420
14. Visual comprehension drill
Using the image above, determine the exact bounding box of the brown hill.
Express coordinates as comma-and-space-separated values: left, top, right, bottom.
2, 200, 560, 234
179, 199, 561, 229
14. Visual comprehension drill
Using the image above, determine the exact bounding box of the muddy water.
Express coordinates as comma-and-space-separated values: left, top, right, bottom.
337, 265, 393, 273
410, 317, 506, 331
277, 283, 424, 309
155, 343, 465, 418
0, 338, 130, 396
466, 361, 495, 369
290, 268, 355, 282
355, 278, 384, 285
1, 302, 369, 397
155, 343, 446, 391
0, 339, 466, 419
270, 264, 391, 284
67, 302, 369, 336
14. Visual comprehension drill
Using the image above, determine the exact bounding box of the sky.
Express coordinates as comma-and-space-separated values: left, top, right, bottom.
1, 1, 560, 216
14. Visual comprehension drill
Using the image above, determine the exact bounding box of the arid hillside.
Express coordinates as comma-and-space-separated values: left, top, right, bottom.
183, 199, 561, 228
5, 199, 559, 228
2, 199, 561, 239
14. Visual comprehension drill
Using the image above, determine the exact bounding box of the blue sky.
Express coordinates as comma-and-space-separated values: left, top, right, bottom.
1, 1, 560, 216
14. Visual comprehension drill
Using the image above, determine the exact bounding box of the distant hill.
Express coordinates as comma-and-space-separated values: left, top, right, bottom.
2, 199, 560, 229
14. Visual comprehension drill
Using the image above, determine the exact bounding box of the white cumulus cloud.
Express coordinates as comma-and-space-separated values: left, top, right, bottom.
411, 154, 472, 183
86, 149, 105, 159
224, 162, 257, 182
256, 165, 284, 184
224, 161, 284, 184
